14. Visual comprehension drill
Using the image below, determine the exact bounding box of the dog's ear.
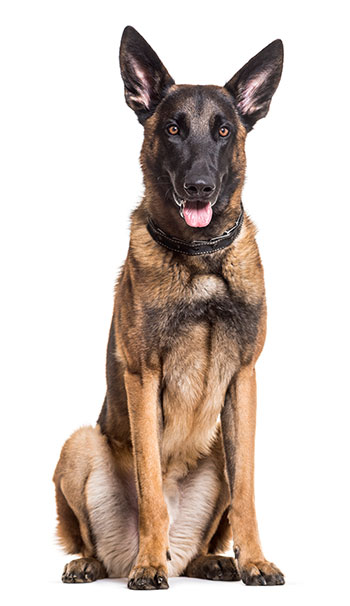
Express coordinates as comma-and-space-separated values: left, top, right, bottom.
225, 40, 283, 131
119, 26, 175, 125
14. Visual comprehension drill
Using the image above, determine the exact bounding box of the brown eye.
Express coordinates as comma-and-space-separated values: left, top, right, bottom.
167, 124, 179, 136
219, 126, 230, 137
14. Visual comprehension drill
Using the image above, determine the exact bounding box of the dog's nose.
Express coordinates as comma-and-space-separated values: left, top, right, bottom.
184, 179, 216, 198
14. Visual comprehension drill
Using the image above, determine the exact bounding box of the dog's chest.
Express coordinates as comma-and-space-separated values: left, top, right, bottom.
161, 319, 233, 465
154, 274, 260, 465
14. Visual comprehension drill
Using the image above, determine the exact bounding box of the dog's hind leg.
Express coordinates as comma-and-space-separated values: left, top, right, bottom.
179, 490, 240, 582
165, 442, 236, 580
55, 483, 107, 582
53, 425, 138, 582
167, 438, 240, 582
54, 478, 84, 556
184, 505, 240, 581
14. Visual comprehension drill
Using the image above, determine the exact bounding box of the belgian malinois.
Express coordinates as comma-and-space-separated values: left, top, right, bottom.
54, 26, 284, 590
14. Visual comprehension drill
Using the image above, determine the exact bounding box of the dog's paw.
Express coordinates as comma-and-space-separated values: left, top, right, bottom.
240, 560, 285, 586
128, 565, 169, 590
185, 555, 241, 581
61, 557, 107, 583
197, 555, 241, 581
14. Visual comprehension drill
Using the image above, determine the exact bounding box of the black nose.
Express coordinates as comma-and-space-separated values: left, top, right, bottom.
184, 178, 216, 198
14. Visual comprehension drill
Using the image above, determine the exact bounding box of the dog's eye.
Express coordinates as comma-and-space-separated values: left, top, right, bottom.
219, 126, 230, 138
167, 124, 179, 136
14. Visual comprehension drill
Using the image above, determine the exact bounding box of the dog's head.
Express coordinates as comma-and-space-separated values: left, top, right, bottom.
119, 26, 283, 234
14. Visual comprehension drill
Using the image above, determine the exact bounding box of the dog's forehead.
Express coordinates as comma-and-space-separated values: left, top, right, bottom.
158, 85, 236, 124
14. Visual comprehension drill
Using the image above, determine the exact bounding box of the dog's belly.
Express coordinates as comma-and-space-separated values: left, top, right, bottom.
161, 321, 238, 468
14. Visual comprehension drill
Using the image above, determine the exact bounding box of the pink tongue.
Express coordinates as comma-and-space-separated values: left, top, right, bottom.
183, 201, 213, 227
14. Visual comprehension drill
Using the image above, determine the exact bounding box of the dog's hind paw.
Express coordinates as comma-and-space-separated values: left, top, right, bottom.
184, 555, 241, 581
61, 557, 107, 583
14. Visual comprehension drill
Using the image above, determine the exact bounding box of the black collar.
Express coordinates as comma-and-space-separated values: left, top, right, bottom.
146, 203, 244, 256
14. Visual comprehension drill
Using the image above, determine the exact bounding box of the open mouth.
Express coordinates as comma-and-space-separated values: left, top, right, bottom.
173, 193, 216, 228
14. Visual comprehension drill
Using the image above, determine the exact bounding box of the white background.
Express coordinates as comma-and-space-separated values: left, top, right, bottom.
1, 1, 349, 604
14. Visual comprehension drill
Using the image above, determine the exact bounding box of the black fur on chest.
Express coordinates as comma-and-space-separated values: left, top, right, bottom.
143, 292, 262, 362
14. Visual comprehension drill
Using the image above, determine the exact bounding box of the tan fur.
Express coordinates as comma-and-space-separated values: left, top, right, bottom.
53, 188, 275, 583
54, 424, 229, 578
53, 64, 284, 587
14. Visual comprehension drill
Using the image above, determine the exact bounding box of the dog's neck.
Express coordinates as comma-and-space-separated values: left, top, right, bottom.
146, 202, 244, 256
143, 188, 244, 243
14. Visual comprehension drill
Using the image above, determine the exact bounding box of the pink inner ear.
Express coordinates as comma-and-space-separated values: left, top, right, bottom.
237, 70, 268, 115
129, 59, 151, 109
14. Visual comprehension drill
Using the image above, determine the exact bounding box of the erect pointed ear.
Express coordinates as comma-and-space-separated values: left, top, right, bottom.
225, 40, 283, 131
119, 26, 175, 125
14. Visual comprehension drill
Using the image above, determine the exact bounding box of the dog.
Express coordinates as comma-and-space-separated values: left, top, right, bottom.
53, 25, 284, 590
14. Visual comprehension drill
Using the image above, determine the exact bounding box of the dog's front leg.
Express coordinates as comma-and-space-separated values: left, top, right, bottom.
221, 366, 285, 586
124, 368, 169, 590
